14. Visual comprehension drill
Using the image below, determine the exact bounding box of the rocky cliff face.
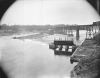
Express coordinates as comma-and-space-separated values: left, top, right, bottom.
70, 32, 100, 78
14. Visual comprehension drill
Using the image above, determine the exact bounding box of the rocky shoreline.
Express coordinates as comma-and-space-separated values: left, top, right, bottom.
70, 32, 100, 78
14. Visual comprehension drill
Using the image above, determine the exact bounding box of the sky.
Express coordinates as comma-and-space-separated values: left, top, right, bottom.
0, 0, 100, 25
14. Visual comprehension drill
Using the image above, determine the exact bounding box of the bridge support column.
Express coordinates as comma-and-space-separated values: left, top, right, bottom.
76, 26, 80, 40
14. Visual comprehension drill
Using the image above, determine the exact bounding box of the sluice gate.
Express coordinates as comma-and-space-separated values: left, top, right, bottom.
49, 37, 77, 55
54, 40, 76, 52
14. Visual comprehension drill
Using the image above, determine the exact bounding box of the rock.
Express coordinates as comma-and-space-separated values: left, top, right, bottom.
70, 46, 100, 78
70, 31, 100, 78
71, 59, 100, 78
70, 45, 98, 64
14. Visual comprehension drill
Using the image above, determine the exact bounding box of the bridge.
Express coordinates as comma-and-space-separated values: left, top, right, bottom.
55, 21, 100, 40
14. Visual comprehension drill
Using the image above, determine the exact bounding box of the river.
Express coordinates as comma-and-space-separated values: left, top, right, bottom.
0, 36, 78, 78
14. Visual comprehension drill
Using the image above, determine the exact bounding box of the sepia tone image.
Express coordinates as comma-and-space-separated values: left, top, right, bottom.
0, 0, 100, 78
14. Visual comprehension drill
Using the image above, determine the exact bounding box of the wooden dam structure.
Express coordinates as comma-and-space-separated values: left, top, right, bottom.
49, 21, 100, 55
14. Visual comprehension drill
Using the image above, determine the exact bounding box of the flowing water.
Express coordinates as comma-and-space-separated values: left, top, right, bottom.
0, 36, 78, 78
0, 30, 89, 78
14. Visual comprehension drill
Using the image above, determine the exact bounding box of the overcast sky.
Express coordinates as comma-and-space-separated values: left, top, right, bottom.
0, 0, 100, 25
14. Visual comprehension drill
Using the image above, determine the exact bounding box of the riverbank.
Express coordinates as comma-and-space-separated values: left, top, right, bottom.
70, 32, 100, 78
